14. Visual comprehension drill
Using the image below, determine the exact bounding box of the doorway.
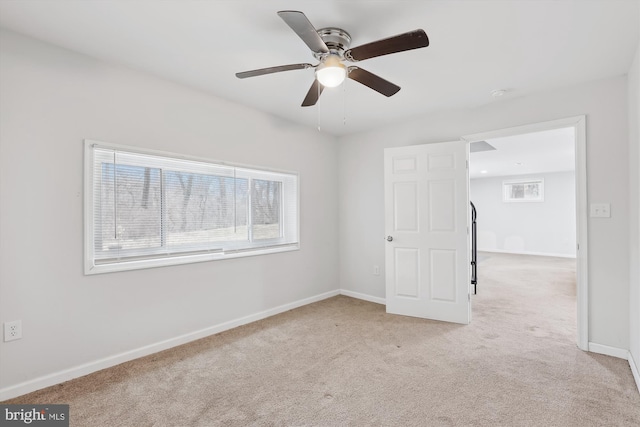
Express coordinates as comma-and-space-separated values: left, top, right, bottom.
462, 116, 588, 350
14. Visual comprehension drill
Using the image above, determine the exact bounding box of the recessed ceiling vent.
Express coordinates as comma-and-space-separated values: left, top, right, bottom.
470, 141, 497, 153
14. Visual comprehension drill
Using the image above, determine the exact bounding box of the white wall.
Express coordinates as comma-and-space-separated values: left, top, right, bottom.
471, 171, 576, 257
629, 31, 640, 379
338, 76, 630, 351
0, 30, 339, 396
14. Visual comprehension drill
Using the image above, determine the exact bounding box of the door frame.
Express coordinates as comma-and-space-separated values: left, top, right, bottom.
461, 115, 588, 351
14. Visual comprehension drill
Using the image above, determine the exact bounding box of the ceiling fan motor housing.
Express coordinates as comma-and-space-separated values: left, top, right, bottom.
314, 27, 352, 60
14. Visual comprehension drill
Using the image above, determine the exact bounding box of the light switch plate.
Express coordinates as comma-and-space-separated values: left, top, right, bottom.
590, 203, 611, 218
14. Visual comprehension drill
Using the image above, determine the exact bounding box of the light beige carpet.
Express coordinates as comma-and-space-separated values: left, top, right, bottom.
5, 253, 640, 426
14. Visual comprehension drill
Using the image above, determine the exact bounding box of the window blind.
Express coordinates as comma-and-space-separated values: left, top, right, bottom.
85, 141, 299, 273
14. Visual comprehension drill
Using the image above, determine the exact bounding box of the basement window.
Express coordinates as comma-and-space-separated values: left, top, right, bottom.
84, 140, 299, 274
503, 178, 544, 202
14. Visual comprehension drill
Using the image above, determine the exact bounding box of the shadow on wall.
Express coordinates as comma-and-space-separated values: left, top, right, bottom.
504, 236, 526, 252
478, 232, 558, 254
478, 231, 497, 250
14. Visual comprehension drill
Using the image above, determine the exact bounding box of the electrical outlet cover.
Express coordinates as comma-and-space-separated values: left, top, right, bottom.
4, 320, 22, 342
590, 203, 611, 218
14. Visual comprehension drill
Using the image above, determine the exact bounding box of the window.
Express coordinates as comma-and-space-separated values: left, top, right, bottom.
502, 178, 544, 202
84, 140, 299, 274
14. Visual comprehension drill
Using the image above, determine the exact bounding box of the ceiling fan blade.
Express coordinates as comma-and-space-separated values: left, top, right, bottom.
236, 63, 313, 79
301, 79, 324, 107
277, 10, 329, 54
347, 67, 400, 97
344, 29, 429, 62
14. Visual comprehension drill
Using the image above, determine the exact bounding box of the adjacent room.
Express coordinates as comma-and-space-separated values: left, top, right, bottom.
468, 127, 579, 357
470, 128, 577, 259
469, 126, 578, 318
1, 1, 639, 425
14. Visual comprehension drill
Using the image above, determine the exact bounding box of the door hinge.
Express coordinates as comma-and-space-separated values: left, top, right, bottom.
468, 293, 471, 302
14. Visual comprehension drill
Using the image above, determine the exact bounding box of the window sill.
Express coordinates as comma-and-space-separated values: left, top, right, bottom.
84, 243, 299, 275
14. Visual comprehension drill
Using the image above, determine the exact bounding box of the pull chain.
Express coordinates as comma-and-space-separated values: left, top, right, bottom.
317, 81, 322, 132
343, 78, 347, 126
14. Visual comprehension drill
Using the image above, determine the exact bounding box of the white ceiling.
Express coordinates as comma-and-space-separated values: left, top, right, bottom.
469, 127, 575, 179
0, 0, 638, 137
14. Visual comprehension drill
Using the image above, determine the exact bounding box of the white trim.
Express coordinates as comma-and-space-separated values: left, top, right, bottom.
340, 289, 386, 305
574, 117, 589, 352
86, 244, 300, 275
588, 342, 629, 360
629, 352, 640, 395
463, 116, 584, 143
462, 115, 589, 351
0, 289, 339, 401
478, 248, 576, 259
588, 345, 640, 394
84, 139, 298, 176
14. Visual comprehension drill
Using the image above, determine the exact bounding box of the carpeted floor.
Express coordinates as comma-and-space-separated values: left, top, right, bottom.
5, 253, 640, 426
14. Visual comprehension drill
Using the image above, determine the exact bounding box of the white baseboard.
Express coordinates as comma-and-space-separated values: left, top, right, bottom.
629, 352, 640, 395
340, 289, 386, 305
478, 248, 576, 259
582, 344, 640, 395
0, 289, 340, 401
5, 291, 635, 401
588, 342, 629, 359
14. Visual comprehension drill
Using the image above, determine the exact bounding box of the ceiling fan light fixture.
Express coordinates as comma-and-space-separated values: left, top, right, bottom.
315, 55, 346, 88
236, 11, 430, 107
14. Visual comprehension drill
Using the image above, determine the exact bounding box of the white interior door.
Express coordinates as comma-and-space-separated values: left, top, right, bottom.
384, 141, 470, 324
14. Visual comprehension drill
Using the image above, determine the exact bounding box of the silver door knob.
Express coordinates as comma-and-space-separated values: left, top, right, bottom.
386, 236, 393, 242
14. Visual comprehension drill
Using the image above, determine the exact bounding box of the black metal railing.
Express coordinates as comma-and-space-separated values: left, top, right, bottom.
470, 201, 477, 295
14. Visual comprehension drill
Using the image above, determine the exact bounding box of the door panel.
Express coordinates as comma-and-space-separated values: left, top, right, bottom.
430, 249, 457, 302
384, 141, 470, 324
395, 248, 420, 298
394, 182, 419, 231
393, 156, 418, 173
429, 180, 456, 231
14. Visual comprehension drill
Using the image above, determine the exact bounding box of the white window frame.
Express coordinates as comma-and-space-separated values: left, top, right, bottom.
84, 140, 299, 274
502, 178, 545, 202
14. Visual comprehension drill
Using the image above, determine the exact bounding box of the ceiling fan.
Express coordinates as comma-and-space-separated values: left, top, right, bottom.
236, 10, 429, 107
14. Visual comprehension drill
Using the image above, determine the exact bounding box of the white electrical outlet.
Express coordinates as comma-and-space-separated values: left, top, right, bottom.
4, 320, 22, 342
373, 265, 380, 276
